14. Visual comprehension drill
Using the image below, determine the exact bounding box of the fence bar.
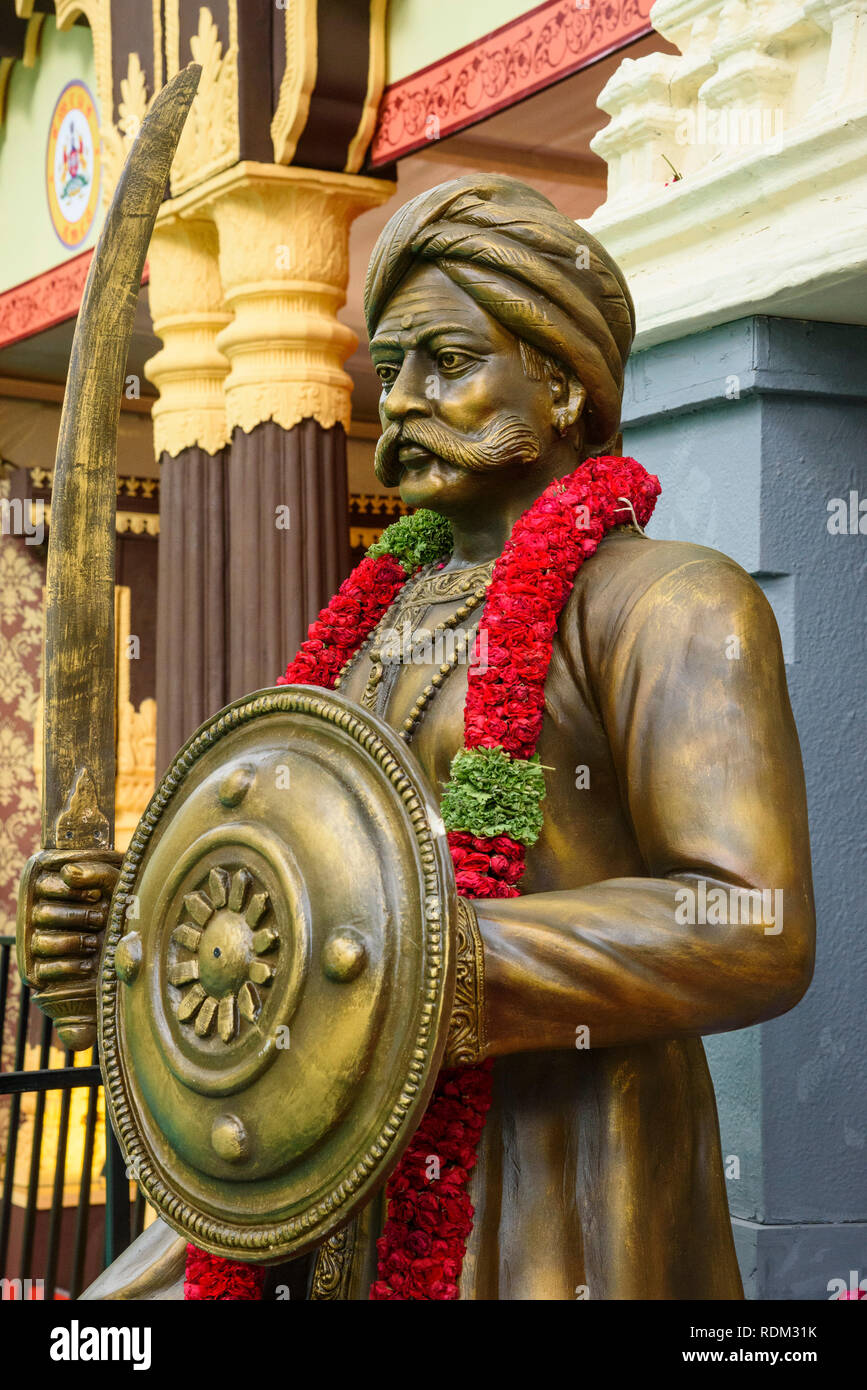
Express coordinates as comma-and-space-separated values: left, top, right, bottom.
44, 1048, 74, 1300
0, 976, 31, 1273
0, 937, 11, 1036
104, 1122, 130, 1266
132, 1186, 146, 1242
69, 1066, 100, 1301
0, 1066, 102, 1096
19, 1012, 53, 1280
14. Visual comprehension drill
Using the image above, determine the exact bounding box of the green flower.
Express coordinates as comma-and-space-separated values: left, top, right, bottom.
441, 746, 547, 845
367, 509, 453, 572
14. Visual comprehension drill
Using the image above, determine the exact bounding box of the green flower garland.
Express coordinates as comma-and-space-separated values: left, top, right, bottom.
367, 510, 453, 574
441, 746, 546, 845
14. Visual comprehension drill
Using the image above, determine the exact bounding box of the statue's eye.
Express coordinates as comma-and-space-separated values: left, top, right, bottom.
437, 351, 472, 373
375, 363, 399, 386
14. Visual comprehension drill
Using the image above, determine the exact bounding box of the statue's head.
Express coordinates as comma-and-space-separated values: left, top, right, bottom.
365, 175, 635, 514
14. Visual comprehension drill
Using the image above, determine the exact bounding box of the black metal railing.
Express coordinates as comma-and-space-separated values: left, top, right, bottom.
0, 935, 145, 1299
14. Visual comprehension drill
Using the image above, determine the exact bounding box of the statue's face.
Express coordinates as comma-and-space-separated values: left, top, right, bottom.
369, 263, 570, 513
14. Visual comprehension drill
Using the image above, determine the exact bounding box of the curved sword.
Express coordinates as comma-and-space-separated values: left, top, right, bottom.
18, 64, 201, 1049
44, 63, 201, 846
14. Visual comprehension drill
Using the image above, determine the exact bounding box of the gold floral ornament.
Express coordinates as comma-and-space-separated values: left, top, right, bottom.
168, 867, 278, 1043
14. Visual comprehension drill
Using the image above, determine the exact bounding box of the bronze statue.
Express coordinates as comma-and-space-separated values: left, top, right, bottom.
18, 125, 815, 1299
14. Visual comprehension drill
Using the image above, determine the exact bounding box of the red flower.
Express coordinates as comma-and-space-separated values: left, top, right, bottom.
183, 1245, 266, 1301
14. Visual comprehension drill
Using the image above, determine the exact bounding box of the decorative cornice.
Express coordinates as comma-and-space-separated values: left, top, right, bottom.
369, 0, 653, 167
0, 249, 93, 348
22, 503, 158, 537
270, 0, 318, 165
22, 468, 160, 536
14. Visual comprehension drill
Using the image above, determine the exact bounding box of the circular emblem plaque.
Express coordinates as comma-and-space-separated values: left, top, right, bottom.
99, 687, 457, 1262
46, 80, 101, 249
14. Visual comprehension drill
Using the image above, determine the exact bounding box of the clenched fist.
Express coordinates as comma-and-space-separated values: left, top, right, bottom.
17, 849, 123, 1052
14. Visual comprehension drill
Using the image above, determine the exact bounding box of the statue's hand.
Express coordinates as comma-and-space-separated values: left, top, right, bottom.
17, 850, 123, 1052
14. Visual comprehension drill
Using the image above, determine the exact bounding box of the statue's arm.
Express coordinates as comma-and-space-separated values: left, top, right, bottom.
468, 549, 816, 1058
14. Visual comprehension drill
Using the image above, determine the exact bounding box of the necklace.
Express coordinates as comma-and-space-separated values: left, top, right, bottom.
342, 559, 495, 739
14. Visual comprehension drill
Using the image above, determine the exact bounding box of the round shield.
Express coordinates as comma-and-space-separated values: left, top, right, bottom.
99, 685, 456, 1263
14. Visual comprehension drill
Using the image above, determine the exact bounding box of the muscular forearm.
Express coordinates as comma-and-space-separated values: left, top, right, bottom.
472, 873, 814, 1057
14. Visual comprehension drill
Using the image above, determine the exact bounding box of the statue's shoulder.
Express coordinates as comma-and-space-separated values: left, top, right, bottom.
564, 529, 780, 668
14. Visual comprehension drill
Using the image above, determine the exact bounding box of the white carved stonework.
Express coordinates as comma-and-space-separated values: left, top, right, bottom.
804, 0, 867, 109
586, 0, 867, 346
590, 54, 683, 198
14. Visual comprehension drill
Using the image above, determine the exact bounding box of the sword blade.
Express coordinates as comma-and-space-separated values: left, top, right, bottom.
42, 64, 200, 850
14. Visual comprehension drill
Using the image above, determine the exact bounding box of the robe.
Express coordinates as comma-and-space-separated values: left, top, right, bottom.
83, 529, 814, 1301
325, 529, 814, 1300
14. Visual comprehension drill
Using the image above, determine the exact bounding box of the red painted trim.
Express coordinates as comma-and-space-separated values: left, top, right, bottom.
0, 251, 93, 349
0, 252, 150, 350
370, 0, 653, 167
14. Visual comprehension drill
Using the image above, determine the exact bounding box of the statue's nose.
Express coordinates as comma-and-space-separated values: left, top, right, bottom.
380, 354, 433, 423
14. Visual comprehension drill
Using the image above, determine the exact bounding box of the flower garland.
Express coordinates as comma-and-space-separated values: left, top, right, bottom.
184, 1243, 266, 1300
183, 455, 660, 1301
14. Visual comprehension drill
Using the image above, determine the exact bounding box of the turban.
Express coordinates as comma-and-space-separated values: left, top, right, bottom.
364, 174, 635, 452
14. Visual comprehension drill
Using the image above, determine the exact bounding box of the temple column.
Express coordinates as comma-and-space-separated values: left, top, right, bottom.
206, 163, 392, 699
144, 213, 232, 771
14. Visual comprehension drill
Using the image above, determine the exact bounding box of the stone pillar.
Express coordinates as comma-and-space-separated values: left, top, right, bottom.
144, 214, 232, 772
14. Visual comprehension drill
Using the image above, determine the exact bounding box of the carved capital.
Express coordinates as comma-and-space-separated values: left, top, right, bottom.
202, 163, 393, 436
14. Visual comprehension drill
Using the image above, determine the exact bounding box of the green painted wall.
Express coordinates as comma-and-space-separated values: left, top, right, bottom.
0, 17, 102, 294
387, 0, 533, 83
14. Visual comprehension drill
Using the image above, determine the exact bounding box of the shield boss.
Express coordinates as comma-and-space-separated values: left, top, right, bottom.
99, 686, 457, 1263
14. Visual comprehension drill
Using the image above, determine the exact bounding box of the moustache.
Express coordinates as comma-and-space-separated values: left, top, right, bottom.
374, 414, 542, 488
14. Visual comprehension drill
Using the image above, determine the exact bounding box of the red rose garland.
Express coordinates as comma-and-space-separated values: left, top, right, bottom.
183, 456, 660, 1301
184, 1243, 266, 1300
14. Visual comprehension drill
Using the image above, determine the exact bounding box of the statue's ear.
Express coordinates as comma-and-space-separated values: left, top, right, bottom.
549, 368, 586, 437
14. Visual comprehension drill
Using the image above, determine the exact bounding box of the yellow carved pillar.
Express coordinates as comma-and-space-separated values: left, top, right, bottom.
145, 214, 231, 461
200, 162, 393, 699
143, 214, 233, 772
207, 164, 386, 437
